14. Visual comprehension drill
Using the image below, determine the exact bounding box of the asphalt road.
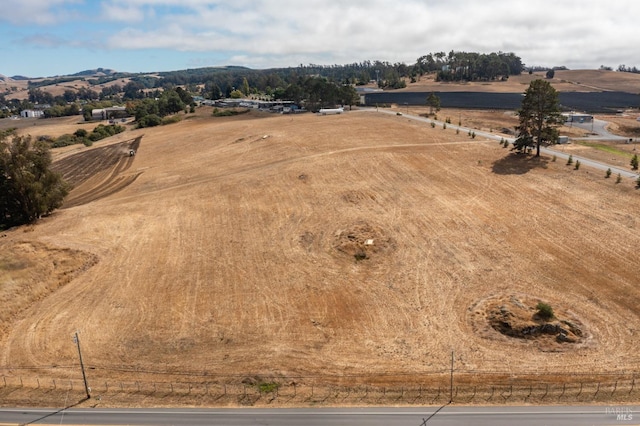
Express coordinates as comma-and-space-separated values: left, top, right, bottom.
0, 405, 636, 425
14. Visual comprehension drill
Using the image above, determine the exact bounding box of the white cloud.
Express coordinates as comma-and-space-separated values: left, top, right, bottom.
8, 0, 640, 70
0, 0, 83, 25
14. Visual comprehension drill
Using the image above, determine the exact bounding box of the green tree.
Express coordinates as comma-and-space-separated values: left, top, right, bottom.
158, 90, 185, 116
241, 77, 250, 96
514, 79, 563, 157
0, 133, 70, 229
631, 154, 638, 170
426, 92, 441, 115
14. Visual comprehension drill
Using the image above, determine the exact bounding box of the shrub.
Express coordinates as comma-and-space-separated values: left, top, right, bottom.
471, 131, 476, 139
74, 128, 88, 138
605, 168, 612, 178
443, 122, 447, 129
574, 160, 581, 170
536, 302, 554, 320
430, 122, 435, 128
631, 154, 639, 171
616, 173, 622, 184
89, 124, 125, 141
552, 154, 557, 162
213, 108, 250, 117
257, 382, 280, 393
566, 154, 573, 165
161, 115, 181, 125
138, 114, 162, 128
51, 134, 80, 148
354, 250, 367, 261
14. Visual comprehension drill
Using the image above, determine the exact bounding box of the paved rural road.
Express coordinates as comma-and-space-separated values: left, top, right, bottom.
0, 405, 636, 425
369, 108, 640, 180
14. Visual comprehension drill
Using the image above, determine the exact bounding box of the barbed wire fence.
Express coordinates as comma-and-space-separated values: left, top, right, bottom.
0, 368, 637, 405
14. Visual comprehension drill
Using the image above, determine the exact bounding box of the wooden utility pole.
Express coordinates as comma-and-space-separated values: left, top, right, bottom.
74, 331, 90, 399
449, 351, 454, 403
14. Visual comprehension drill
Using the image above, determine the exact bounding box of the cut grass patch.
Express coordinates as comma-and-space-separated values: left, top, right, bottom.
574, 141, 634, 158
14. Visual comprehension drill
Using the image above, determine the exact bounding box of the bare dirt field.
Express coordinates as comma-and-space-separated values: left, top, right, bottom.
1, 107, 640, 407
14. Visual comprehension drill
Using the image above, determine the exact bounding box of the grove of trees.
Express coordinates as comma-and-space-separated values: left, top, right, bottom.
0, 130, 70, 229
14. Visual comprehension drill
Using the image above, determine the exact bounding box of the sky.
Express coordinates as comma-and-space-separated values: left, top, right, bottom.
1, 0, 639, 78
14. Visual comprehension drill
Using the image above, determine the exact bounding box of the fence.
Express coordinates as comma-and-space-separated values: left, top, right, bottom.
1, 371, 637, 406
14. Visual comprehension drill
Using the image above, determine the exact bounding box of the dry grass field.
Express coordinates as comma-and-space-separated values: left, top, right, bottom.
1, 106, 640, 407
402, 69, 640, 93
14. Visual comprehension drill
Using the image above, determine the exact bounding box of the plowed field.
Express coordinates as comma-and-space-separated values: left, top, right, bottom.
1, 108, 639, 405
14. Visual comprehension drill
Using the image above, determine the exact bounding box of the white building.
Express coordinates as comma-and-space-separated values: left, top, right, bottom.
20, 109, 44, 118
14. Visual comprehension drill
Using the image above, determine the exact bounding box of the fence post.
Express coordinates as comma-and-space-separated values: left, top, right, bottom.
205, 382, 209, 395
20, 377, 23, 387
630, 377, 635, 395
594, 382, 600, 398
2, 376, 5, 387
53, 379, 56, 390
224, 383, 227, 395
577, 382, 582, 397
170, 382, 174, 393
69, 379, 72, 390
611, 380, 617, 396
37, 378, 40, 388
541, 383, 548, 400
560, 383, 565, 398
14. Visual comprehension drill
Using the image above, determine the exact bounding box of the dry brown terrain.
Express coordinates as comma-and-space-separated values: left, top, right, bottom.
1, 107, 640, 407
402, 69, 640, 93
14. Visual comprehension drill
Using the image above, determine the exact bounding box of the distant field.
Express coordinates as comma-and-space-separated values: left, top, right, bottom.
401, 69, 640, 93
3, 69, 640, 103
1, 107, 639, 407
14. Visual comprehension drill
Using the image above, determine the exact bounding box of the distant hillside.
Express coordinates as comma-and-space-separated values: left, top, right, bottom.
69, 68, 117, 77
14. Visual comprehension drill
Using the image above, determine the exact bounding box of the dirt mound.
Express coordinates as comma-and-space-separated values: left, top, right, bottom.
332, 221, 394, 261
469, 294, 591, 352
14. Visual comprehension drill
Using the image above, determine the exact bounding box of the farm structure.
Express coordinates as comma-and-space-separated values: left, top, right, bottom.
90, 106, 128, 121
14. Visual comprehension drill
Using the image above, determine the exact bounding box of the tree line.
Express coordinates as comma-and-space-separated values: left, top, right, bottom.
0, 50, 525, 118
